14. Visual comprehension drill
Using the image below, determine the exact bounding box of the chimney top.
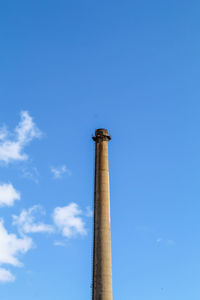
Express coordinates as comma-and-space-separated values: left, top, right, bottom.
95, 128, 109, 136
92, 128, 111, 142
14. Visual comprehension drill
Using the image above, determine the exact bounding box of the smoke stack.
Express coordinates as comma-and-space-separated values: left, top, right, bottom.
92, 129, 113, 300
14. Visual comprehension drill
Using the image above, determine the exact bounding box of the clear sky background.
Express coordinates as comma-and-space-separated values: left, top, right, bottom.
0, 0, 200, 299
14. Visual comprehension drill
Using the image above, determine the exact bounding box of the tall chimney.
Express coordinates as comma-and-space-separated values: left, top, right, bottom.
92, 129, 113, 300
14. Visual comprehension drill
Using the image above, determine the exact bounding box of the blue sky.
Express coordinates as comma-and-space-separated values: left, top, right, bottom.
1, 0, 200, 299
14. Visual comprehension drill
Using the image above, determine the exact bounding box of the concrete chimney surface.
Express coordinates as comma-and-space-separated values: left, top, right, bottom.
92, 128, 113, 300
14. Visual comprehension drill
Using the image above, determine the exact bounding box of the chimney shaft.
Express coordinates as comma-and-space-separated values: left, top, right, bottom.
92, 129, 113, 300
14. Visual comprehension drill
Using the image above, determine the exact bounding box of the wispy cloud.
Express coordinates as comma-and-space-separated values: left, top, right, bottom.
50, 165, 71, 179
0, 126, 8, 140
2, 202, 87, 282
167, 239, 175, 245
0, 219, 33, 282
135, 226, 153, 233
156, 237, 175, 246
136, 226, 175, 247
85, 206, 93, 217
53, 240, 66, 247
53, 203, 86, 238
0, 111, 41, 164
0, 268, 15, 283
156, 238, 163, 243
21, 166, 39, 184
0, 183, 20, 207
13, 206, 54, 234
0, 219, 33, 266
14, 203, 87, 238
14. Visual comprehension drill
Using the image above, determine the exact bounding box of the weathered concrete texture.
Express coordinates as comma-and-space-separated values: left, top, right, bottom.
92, 129, 113, 300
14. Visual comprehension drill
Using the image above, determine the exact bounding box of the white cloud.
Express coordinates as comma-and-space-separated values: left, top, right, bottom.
0, 111, 41, 164
13, 205, 54, 234
53, 203, 86, 238
0, 268, 15, 283
0, 219, 32, 267
0, 183, 20, 207
51, 165, 71, 179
